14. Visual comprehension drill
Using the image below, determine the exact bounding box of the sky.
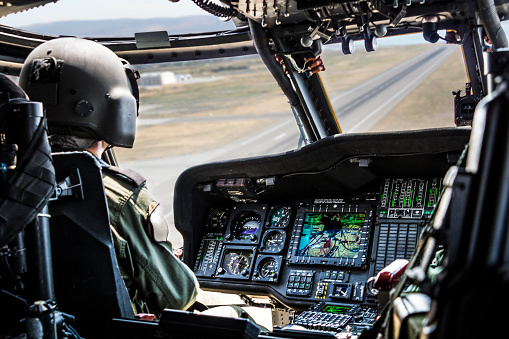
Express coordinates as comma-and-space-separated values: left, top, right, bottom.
0, 0, 206, 26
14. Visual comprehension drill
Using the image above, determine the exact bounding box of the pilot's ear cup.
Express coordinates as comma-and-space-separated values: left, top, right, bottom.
0, 73, 28, 99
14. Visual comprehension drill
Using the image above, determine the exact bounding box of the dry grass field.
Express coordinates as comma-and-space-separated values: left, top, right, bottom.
370, 46, 467, 132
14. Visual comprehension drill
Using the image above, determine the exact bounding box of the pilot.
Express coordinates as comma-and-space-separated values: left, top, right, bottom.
18, 37, 199, 316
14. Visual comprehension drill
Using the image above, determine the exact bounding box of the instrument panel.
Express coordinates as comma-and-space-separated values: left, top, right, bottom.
175, 128, 469, 335
193, 177, 443, 310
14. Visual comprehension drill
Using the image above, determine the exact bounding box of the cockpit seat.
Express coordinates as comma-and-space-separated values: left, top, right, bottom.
49, 151, 134, 334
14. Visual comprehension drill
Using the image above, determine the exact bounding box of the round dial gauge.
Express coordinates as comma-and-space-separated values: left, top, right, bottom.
259, 258, 279, 279
262, 230, 286, 253
222, 250, 252, 276
233, 212, 260, 240
207, 208, 228, 228
269, 207, 291, 228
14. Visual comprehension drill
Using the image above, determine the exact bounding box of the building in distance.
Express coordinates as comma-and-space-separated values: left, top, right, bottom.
138, 71, 192, 88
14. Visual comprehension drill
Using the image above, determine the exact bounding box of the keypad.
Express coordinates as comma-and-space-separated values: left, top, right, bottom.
294, 311, 352, 331
286, 270, 314, 296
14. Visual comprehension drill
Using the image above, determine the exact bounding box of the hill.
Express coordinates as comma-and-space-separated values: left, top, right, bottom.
19, 15, 236, 37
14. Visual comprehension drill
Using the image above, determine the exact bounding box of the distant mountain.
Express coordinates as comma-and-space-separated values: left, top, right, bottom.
19, 15, 237, 37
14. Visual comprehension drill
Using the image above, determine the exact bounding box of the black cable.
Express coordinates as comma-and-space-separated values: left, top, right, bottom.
191, 0, 235, 18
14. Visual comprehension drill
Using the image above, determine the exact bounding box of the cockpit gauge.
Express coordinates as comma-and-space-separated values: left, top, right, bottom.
261, 229, 286, 253
253, 254, 283, 282
207, 208, 229, 229
268, 206, 291, 228
233, 212, 261, 241
223, 204, 267, 245
224, 251, 250, 275
217, 246, 255, 280
259, 258, 279, 279
331, 283, 353, 300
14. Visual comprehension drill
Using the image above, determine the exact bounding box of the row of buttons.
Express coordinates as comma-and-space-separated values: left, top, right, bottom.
375, 223, 418, 273
324, 271, 347, 280
288, 282, 311, 289
289, 275, 313, 283
286, 288, 312, 296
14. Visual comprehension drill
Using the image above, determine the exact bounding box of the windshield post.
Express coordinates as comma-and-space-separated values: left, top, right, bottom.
291, 106, 313, 146
287, 63, 329, 139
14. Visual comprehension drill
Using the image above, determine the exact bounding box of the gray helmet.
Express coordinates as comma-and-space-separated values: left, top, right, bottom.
19, 37, 139, 148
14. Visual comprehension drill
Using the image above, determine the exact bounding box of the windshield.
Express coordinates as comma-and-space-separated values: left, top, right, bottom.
0, 0, 232, 35
114, 42, 465, 162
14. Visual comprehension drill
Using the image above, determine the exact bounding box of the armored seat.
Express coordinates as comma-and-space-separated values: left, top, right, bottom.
49, 151, 134, 334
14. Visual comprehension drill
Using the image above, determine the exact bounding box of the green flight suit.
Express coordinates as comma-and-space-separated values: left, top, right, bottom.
102, 166, 199, 316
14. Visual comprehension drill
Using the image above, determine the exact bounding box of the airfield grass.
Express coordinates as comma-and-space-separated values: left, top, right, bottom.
115, 44, 434, 161
369, 46, 468, 132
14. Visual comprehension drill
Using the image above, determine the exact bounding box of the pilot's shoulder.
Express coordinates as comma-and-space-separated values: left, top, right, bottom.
102, 166, 147, 188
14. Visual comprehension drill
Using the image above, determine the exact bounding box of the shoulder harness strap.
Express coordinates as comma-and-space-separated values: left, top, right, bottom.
103, 166, 146, 187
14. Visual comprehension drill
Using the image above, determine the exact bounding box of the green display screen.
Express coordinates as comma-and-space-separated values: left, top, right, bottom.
322, 305, 352, 314
297, 212, 364, 258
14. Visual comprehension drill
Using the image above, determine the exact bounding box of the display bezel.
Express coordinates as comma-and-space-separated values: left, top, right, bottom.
287, 203, 373, 267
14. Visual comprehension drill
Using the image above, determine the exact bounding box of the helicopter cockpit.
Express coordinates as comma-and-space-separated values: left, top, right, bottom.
0, 0, 508, 338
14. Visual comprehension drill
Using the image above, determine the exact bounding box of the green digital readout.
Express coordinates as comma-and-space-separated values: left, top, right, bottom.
322, 305, 352, 314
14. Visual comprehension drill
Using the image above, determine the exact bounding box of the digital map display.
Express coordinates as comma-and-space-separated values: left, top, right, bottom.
297, 212, 365, 258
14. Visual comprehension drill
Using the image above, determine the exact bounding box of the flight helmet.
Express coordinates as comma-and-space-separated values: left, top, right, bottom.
19, 37, 140, 148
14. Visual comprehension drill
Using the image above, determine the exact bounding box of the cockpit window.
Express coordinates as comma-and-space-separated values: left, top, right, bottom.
319, 42, 465, 133
113, 41, 466, 164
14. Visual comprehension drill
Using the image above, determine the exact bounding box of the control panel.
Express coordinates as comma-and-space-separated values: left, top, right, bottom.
194, 178, 440, 293
377, 178, 442, 219
173, 127, 470, 336
192, 177, 442, 333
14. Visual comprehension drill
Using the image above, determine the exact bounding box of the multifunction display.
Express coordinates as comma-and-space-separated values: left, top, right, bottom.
288, 204, 373, 267
296, 212, 365, 259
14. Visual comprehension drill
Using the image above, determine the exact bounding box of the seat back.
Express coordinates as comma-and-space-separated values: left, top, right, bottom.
49, 152, 134, 333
